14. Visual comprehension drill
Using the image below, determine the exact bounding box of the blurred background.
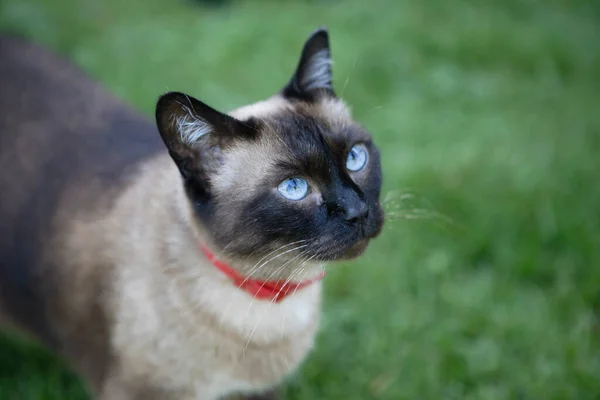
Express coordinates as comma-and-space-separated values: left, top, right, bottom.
1, 0, 599, 399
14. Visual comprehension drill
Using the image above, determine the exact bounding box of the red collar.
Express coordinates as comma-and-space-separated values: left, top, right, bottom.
199, 242, 325, 303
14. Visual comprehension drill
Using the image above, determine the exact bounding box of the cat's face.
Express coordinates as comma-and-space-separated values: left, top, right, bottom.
156, 28, 383, 270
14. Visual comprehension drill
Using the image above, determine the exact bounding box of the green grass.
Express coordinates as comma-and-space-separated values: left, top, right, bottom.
1, 0, 600, 398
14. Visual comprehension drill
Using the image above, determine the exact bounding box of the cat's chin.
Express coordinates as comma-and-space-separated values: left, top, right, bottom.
340, 239, 370, 260
316, 238, 370, 262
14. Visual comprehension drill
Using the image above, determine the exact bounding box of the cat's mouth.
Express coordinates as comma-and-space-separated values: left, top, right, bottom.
311, 206, 384, 261
313, 228, 382, 261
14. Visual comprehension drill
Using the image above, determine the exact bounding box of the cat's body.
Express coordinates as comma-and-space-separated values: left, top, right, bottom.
0, 29, 383, 399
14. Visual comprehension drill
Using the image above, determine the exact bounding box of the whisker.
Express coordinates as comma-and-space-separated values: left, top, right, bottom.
364, 105, 384, 115
386, 208, 456, 225
380, 189, 459, 230
340, 54, 359, 98
287, 253, 321, 299
217, 241, 308, 338
242, 243, 309, 284
242, 245, 318, 353
240, 244, 311, 349
241, 240, 308, 280
242, 249, 311, 355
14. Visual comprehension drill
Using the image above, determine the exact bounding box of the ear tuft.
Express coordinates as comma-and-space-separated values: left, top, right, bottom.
282, 27, 335, 100
173, 105, 212, 146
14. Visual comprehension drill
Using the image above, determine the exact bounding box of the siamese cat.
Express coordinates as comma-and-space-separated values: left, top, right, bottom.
0, 27, 383, 399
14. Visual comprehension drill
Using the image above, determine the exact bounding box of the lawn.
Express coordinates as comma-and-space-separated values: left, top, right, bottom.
1, 0, 600, 399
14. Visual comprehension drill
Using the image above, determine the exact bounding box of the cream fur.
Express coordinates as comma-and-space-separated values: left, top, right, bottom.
63, 154, 322, 399
230, 96, 292, 121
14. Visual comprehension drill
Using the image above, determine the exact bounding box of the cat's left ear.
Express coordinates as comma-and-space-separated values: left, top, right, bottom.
282, 27, 336, 101
155, 92, 257, 197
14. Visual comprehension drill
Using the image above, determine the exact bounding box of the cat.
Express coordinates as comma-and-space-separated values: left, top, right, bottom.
0, 27, 384, 399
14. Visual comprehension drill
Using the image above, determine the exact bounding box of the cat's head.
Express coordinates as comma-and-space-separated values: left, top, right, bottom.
156, 28, 384, 273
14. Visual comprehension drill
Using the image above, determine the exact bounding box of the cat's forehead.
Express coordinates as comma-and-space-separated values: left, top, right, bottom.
231, 95, 370, 147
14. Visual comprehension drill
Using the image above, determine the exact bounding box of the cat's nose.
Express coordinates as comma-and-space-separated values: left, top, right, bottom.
344, 202, 369, 223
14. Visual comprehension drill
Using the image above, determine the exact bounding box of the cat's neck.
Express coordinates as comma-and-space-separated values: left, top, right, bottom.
114, 153, 323, 342
190, 223, 326, 285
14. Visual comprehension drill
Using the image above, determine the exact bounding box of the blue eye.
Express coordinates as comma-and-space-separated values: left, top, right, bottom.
346, 144, 368, 172
277, 177, 309, 201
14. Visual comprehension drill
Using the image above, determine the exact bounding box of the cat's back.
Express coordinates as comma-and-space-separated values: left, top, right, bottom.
0, 34, 163, 342
0, 34, 164, 192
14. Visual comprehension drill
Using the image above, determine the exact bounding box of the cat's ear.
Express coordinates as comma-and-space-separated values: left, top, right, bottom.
155, 92, 256, 192
282, 27, 335, 101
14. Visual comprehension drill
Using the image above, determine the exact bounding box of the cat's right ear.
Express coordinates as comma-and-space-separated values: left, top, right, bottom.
155, 92, 257, 194
282, 27, 336, 101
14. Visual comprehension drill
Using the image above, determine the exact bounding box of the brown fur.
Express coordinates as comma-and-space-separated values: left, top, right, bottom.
0, 28, 383, 399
